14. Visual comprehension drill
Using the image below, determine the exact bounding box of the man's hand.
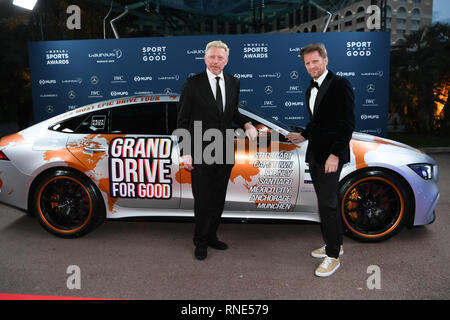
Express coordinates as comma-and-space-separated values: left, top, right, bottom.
325, 154, 339, 174
244, 122, 258, 141
181, 155, 194, 171
286, 132, 305, 144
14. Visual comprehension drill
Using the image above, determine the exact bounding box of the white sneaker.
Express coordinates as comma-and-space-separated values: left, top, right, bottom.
315, 256, 340, 277
311, 245, 344, 259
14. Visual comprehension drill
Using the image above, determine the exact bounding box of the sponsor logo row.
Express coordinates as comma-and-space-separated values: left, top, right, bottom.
43, 40, 378, 65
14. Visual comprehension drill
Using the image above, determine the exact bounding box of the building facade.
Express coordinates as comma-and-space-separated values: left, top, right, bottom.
277, 0, 433, 45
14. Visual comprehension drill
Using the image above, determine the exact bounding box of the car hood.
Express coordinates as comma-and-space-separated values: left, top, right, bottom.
351, 131, 421, 153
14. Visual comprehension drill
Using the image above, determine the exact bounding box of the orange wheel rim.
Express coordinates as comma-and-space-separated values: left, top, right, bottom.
37, 176, 93, 234
341, 176, 404, 239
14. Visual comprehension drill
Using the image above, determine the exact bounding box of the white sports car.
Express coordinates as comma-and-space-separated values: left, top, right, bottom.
0, 95, 439, 241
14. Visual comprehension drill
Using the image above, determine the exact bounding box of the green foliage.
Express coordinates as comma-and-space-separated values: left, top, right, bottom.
390, 23, 450, 136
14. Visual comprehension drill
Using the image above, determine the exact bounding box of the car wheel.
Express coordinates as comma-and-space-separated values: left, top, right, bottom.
339, 169, 410, 242
32, 169, 105, 238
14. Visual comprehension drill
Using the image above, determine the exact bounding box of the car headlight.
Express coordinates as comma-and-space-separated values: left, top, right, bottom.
408, 164, 433, 180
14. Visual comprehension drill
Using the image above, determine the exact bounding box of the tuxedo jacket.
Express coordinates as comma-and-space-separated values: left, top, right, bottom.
301, 70, 355, 166
176, 71, 248, 164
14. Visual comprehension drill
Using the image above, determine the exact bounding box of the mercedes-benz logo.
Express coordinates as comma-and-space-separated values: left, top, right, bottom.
239, 100, 248, 107
164, 88, 172, 94
265, 86, 273, 95
46, 105, 54, 113
90, 76, 99, 85
67, 90, 76, 99
290, 71, 299, 79
366, 84, 375, 93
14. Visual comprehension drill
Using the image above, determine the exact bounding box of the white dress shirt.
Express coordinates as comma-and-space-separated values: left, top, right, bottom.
309, 69, 328, 115
206, 68, 226, 111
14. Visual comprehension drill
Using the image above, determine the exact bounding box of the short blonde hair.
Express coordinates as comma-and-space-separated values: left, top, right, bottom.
205, 40, 229, 57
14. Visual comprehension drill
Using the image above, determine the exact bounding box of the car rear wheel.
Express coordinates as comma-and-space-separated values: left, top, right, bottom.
339, 169, 410, 242
32, 169, 105, 238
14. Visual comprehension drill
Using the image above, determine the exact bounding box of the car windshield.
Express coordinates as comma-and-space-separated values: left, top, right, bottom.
239, 105, 297, 132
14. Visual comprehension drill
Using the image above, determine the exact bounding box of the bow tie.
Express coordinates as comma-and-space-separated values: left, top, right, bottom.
310, 80, 320, 90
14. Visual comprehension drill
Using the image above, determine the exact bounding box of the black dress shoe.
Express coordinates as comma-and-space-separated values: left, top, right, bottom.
208, 239, 228, 250
194, 245, 207, 260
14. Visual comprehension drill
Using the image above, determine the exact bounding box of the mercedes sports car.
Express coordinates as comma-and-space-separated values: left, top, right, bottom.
0, 95, 439, 241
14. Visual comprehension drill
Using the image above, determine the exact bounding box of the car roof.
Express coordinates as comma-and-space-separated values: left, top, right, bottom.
48, 94, 181, 125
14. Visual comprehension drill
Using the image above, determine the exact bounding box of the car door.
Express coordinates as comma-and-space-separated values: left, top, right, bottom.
224, 121, 301, 214
65, 101, 181, 214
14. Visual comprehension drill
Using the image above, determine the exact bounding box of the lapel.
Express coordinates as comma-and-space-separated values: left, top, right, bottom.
200, 71, 222, 117
223, 73, 233, 116
306, 86, 312, 119
312, 71, 333, 116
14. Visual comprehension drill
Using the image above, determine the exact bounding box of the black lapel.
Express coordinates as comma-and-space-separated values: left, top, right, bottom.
306, 86, 313, 119
224, 73, 233, 115
313, 71, 333, 115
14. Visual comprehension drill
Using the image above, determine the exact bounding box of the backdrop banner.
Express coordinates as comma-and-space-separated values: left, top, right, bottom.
28, 32, 390, 136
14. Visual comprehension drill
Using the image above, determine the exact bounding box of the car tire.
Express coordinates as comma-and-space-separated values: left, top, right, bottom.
31, 169, 105, 238
339, 169, 411, 242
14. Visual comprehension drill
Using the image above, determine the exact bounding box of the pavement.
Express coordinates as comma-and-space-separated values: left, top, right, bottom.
0, 151, 449, 301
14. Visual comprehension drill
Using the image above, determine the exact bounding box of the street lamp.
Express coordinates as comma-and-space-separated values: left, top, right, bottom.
12, 0, 38, 10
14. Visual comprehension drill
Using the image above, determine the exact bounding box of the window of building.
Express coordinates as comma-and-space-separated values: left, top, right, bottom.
229, 23, 237, 34
276, 17, 286, 30
204, 20, 213, 33
296, 9, 302, 25
411, 8, 421, 17
217, 21, 225, 34
386, 6, 392, 17
397, 7, 407, 16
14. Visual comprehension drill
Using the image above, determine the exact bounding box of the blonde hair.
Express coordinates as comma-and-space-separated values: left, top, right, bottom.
205, 40, 230, 57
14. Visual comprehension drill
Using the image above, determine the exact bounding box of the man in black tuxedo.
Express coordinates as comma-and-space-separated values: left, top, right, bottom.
287, 43, 354, 277
177, 40, 257, 260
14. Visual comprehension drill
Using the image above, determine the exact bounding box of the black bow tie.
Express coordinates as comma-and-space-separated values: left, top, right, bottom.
310, 80, 320, 90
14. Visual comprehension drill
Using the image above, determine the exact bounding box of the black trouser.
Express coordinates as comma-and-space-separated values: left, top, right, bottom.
308, 157, 343, 259
190, 163, 234, 247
